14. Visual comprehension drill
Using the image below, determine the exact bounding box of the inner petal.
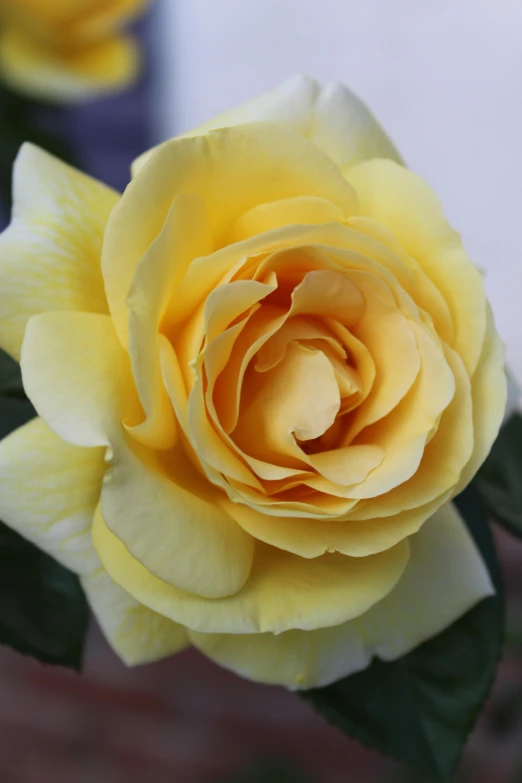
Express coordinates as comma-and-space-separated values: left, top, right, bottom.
229, 195, 345, 243
233, 341, 341, 467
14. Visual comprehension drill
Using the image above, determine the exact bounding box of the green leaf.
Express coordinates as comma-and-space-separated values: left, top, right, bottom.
0, 372, 85, 668
0, 348, 25, 399
301, 487, 503, 783
0, 351, 35, 438
0, 520, 89, 668
0, 395, 35, 440
474, 413, 522, 537
0, 83, 80, 214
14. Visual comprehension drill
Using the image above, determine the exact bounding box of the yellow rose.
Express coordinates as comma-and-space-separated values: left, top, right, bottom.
0, 76, 506, 689
0, 0, 149, 101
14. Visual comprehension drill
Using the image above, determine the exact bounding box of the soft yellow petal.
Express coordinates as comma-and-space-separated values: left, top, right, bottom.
347, 158, 487, 375
106, 123, 357, 345
0, 417, 103, 574
358, 502, 494, 659
344, 282, 421, 439
0, 144, 115, 360
189, 622, 370, 691
229, 195, 344, 243
126, 193, 211, 450
0, 27, 140, 102
455, 305, 507, 492
234, 341, 340, 466
21, 312, 140, 447
82, 552, 188, 667
222, 490, 450, 558
133, 75, 402, 176
350, 344, 473, 520
346, 216, 454, 347
190, 501, 493, 690
342, 320, 455, 500
309, 445, 384, 485
93, 508, 410, 634
100, 431, 255, 599
21, 310, 254, 600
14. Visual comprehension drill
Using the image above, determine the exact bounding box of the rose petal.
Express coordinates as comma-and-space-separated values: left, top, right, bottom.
347, 158, 487, 375
0, 417, 103, 574
104, 124, 357, 345
93, 507, 410, 634
358, 502, 494, 658
0, 144, 114, 360
126, 193, 211, 450
190, 502, 493, 689
133, 75, 402, 176
21, 312, 140, 448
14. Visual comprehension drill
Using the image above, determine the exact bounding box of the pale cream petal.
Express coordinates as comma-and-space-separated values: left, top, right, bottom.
133, 75, 402, 175
358, 502, 494, 659
189, 622, 370, 691
0, 417, 103, 574
0, 144, 115, 360
21, 312, 140, 447
93, 508, 410, 634
82, 554, 188, 666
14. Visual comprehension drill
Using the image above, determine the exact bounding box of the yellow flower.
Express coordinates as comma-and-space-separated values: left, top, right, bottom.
0, 0, 149, 101
0, 76, 506, 688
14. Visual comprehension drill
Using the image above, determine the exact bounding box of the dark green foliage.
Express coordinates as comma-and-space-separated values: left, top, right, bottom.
301, 489, 503, 782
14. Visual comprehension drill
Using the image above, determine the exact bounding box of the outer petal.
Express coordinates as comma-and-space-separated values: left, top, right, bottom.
0, 417, 103, 575
106, 123, 357, 345
190, 502, 493, 689
82, 535, 188, 666
92, 507, 410, 635
100, 435, 255, 600
133, 75, 402, 175
0, 144, 116, 360
358, 502, 494, 658
126, 193, 212, 450
0, 28, 140, 103
455, 305, 507, 492
189, 622, 370, 691
21, 310, 254, 600
21, 312, 140, 448
347, 158, 487, 376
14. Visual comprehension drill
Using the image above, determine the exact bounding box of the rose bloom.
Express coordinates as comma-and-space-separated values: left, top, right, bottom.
0, 76, 506, 688
0, 0, 148, 101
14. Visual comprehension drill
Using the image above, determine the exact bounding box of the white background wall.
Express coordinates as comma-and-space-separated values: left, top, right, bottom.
153, 0, 522, 386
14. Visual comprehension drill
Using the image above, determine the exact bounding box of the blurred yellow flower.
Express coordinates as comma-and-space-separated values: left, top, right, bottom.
0, 76, 507, 689
0, 0, 149, 101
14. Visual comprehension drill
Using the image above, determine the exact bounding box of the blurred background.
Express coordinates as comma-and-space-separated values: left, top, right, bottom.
1, 1, 522, 781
